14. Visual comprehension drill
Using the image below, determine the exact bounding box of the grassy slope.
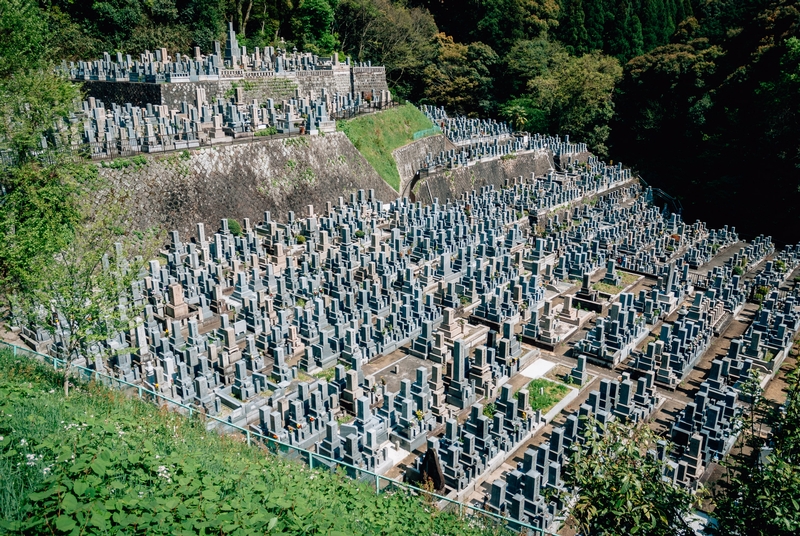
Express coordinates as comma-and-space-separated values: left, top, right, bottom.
0, 350, 503, 535
337, 104, 434, 191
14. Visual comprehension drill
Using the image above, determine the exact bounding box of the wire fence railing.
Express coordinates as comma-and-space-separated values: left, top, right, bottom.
0, 339, 556, 535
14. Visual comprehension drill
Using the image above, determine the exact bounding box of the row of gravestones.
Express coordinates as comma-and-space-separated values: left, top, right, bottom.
62, 24, 358, 82
18, 153, 798, 498
44, 88, 372, 156
486, 261, 800, 529
15, 164, 656, 486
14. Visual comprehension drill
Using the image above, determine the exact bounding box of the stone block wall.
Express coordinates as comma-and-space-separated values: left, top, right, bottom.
97, 132, 398, 238
82, 67, 387, 109
81, 81, 164, 108
392, 134, 448, 196
352, 67, 389, 96
412, 151, 556, 204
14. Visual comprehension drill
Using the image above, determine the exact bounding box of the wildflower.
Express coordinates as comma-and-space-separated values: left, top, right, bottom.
19, 439, 27, 446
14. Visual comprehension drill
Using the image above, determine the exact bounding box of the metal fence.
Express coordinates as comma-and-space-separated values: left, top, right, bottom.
0, 339, 555, 535
412, 125, 442, 140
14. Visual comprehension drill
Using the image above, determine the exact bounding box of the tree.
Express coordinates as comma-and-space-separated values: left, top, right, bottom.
336, 0, 438, 97
713, 366, 800, 535
558, 0, 589, 55
583, 0, 605, 50
499, 97, 547, 132
504, 37, 567, 94
564, 417, 696, 535
422, 34, 499, 116
526, 50, 622, 155
9, 190, 157, 396
292, 0, 339, 52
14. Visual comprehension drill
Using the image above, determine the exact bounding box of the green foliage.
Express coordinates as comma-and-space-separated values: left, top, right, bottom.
564, 417, 696, 535
0, 161, 90, 299
226, 218, 242, 236
0, 0, 48, 77
482, 402, 497, 419
526, 378, 569, 412
0, 349, 502, 535
499, 98, 547, 132
611, 3, 800, 244
337, 0, 438, 99
713, 365, 800, 535
296, 234, 307, 244
337, 104, 433, 190
293, 0, 339, 53
423, 34, 500, 116
526, 50, 622, 156
255, 126, 278, 136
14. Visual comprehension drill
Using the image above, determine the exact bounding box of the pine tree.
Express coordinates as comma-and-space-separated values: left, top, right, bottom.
584, 0, 605, 50
663, 0, 677, 41
559, 0, 589, 55
605, 0, 632, 61
675, 0, 692, 24
641, 0, 661, 51
629, 13, 645, 58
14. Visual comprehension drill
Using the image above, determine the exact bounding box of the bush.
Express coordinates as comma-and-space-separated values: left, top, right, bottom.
0, 349, 500, 535
296, 234, 306, 244
227, 218, 242, 236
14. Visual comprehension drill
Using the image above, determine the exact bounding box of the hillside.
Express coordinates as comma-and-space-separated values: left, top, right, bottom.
337, 104, 436, 191
0, 348, 497, 535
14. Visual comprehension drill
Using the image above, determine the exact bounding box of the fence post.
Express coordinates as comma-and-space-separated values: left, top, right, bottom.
13, 345, 17, 357
246, 430, 251, 446
375, 473, 380, 493
138, 386, 142, 399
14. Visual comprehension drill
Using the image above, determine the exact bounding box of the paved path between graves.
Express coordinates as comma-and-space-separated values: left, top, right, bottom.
689, 241, 746, 278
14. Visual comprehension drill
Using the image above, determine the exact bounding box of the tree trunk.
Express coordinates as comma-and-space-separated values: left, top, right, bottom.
242, 0, 254, 38
63, 371, 69, 397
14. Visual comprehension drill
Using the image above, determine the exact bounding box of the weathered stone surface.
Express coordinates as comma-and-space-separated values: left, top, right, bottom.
98, 132, 397, 236
411, 150, 556, 204
393, 134, 449, 197
82, 68, 388, 109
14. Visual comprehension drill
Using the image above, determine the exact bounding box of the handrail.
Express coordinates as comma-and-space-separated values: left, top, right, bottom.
0, 339, 555, 535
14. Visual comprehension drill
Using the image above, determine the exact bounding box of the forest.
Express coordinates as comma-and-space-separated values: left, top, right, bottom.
6, 0, 800, 244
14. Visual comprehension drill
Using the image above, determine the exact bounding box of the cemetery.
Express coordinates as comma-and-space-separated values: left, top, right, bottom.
13, 115, 800, 531
32, 26, 392, 161
7, 31, 800, 536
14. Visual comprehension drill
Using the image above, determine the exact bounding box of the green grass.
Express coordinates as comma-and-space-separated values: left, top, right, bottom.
527, 378, 570, 413
0, 349, 508, 535
337, 104, 434, 191
592, 271, 639, 295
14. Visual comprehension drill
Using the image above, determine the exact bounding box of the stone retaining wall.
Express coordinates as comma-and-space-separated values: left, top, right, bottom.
98, 132, 397, 238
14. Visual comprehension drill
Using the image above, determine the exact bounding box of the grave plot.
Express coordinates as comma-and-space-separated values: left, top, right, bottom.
474, 370, 661, 533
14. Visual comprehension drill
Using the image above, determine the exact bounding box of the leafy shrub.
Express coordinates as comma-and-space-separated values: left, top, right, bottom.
227, 219, 242, 236
0, 349, 503, 535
